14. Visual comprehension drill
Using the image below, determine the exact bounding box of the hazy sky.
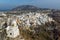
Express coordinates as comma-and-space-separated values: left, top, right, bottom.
0, 0, 60, 10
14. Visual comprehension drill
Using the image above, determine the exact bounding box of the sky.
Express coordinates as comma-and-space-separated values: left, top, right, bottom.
0, 0, 60, 10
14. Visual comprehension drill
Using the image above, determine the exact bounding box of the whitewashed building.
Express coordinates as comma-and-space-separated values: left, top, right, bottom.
6, 19, 19, 38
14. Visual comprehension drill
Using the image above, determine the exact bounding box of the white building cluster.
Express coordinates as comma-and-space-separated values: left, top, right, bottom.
17, 12, 54, 28
0, 12, 54, 39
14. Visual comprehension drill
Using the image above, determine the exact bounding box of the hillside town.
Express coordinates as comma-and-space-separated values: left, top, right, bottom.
0, 11, 60, 40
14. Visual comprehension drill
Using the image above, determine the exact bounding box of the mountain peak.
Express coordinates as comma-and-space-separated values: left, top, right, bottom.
12, 5, 40, 11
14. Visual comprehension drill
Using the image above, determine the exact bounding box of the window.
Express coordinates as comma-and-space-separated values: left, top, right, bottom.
10, 33, 12, 35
